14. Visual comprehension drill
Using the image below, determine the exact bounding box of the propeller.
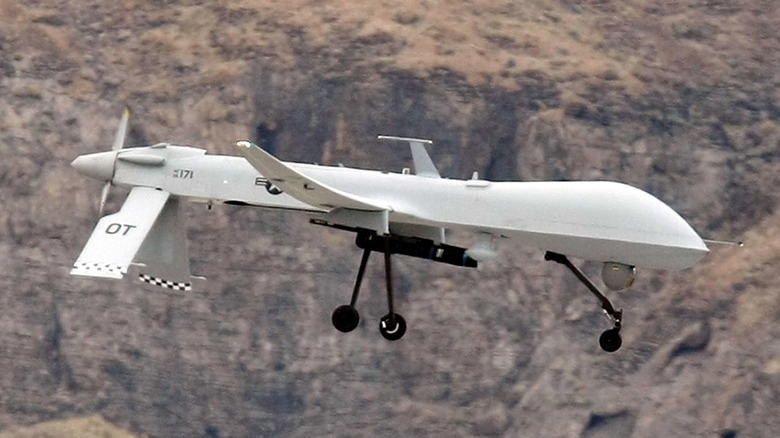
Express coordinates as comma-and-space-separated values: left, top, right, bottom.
98, 107, 130, 216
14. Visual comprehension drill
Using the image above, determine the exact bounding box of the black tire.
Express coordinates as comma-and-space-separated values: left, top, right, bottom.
332, 305, 360, 333
599, 328, 622, 352
379, 313, 407, 341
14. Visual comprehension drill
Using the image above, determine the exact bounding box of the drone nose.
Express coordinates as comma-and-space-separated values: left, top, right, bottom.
71, 151, 117, 181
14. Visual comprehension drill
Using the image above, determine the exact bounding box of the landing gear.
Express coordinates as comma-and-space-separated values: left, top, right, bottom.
545, 251, 624, 353
332, 305, 359, 333
599, 327, 622, 353
379, 313, 407, 341
331, 233, 407, 341
331, 246, 371, 333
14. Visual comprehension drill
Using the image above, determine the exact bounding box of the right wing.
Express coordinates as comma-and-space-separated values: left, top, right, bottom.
236, 141, 389, 212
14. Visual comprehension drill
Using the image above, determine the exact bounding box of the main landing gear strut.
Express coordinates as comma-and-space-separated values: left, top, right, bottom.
545, 251, 624, 352
332, 234, 407, 341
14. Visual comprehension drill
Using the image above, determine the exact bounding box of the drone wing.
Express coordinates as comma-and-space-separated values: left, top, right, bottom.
237, 141, 389, 212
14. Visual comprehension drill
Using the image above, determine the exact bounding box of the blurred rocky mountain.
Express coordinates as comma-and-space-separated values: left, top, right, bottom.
0, 0, 779, 437
0, 415, 139, 438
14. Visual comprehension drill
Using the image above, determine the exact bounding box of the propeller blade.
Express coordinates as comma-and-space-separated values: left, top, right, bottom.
98, 181, 111, 217
97, 107, 129, 216
94, 107, 130, 217
111, 107, 131, 151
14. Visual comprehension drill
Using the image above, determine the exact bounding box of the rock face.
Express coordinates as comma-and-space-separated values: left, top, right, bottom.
1, 1, 779, 437
0, 415, 139, 438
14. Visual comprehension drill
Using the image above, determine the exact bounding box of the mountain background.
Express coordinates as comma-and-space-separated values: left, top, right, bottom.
1, 0, 779, 436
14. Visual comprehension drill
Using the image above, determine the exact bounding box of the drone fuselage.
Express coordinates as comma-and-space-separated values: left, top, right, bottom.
74, 144, 708, 271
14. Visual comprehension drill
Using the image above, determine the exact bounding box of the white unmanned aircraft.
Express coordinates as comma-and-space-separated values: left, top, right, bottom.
71, 109, 710, 352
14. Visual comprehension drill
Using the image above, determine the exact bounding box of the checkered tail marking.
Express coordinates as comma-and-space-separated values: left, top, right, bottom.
138, 273, 192, 291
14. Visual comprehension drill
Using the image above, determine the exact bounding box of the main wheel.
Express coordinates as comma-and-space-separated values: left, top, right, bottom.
379, 313, 407, 341
332, 305, 360, 333
599, 328, 622, 352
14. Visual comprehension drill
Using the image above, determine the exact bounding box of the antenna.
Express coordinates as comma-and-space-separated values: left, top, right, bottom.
378, 135, 440, 178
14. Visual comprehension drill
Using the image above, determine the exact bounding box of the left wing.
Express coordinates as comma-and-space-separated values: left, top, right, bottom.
71, 187, 170, 279
236, 141, 389, 212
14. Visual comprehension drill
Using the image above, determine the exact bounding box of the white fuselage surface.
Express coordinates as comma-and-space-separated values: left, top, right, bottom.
101, 145, 708, 271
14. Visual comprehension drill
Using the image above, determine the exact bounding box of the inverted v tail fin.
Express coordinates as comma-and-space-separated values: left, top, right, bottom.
130, 196, 206, 292
71, 186, 205, 291
71, 187, 170, 279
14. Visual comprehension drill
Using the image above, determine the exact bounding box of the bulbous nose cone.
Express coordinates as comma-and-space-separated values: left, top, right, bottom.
71, 151, 117, 181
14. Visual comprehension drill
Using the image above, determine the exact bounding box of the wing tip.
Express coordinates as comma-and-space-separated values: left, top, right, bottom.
703, 238, 744, 247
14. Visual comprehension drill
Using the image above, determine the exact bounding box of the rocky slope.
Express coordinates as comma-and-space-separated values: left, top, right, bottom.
0, 415, 140, 438
0, 0, 779, 437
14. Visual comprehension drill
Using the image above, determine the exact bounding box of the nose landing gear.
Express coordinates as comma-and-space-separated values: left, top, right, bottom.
599, 327, 622, 353
545, 251, 624, 353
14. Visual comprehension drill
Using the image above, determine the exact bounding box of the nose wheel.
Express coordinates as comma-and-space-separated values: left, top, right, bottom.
332, 233, 407, 341
599, 327, 622, 353
545, 251, 624, 353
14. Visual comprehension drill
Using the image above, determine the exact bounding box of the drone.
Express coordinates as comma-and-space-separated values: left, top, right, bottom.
71, 109, 710, 352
